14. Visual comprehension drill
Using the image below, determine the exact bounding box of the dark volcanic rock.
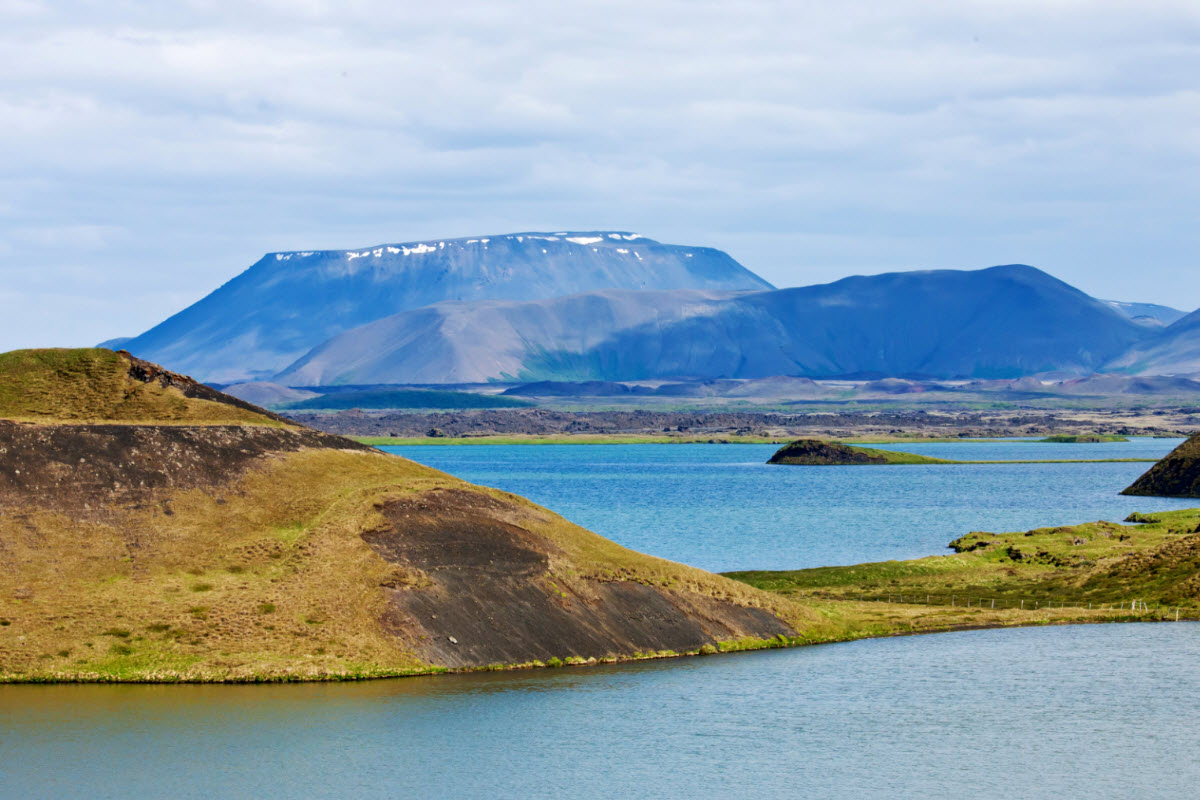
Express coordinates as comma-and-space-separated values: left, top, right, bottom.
767, 439, 886, 465
1123, 433, 1200, 497
366, 488, 794, 668
0, 420, 372, 512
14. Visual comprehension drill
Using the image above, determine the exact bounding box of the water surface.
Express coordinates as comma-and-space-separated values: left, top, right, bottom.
383, 438, 1194, 572
3, 623, 1197, 799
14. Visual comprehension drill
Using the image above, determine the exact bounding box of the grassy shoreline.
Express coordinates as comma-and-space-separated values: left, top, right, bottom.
3, 606, 1188, 684
362, 435, 1157, 464
10, 506, 1199, 684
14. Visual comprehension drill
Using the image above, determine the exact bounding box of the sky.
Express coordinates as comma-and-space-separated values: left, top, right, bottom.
2, 0, 1199, 350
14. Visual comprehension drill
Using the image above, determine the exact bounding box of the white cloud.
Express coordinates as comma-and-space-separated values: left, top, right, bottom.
2, 0, 1200, 350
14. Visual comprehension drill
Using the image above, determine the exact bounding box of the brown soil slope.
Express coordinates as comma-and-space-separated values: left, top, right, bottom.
1123, 432, 1200, 497
0, 349, 803, 681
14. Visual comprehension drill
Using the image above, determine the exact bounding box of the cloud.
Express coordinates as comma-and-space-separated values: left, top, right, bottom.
2, 0, 1200, 349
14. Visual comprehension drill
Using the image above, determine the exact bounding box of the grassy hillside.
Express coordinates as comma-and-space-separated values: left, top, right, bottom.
0, 348, 816, 681
727, 509, 1200, 635
0, 348, 282, 425
0, 442, 822, 681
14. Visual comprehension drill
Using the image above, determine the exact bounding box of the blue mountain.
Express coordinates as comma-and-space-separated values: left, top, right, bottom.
274, 265, 1152, 384
121, 232, 773, 382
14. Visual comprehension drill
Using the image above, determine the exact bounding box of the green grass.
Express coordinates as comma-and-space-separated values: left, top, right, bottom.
850, 445, 953, 464
1040, 434, 1130, 443
726, 508, 1200, 610
0, 348, 280, 425
773, 441, 1154, 466
0, 443, 812, 682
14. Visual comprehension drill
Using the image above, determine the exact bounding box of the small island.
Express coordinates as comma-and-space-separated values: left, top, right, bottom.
1040, 434, 1129, 443
767, 437, 1156, 467
1123, 431, 1200, 497
767, 439, 951, 465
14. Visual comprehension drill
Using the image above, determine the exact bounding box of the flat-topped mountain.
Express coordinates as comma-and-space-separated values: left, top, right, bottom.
0, 348, 804, 681
277, 264, 1150, 385
119, 232, 773, 383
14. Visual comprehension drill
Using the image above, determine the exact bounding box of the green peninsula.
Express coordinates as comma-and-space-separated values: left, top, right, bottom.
766, 437, 1152, 466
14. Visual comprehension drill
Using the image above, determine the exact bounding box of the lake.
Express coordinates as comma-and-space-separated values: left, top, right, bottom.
382, 437, 1195, 571
3, 623, 1198, 799
3, 437, 1198, 798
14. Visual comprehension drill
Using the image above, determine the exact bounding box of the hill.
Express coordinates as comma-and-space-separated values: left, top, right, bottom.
118, 232, 773, 383
0, 348, 284, 425
1123, 432, 1200, 498
767, 439, 950, 465
276, 264, 1149, 385
0, 349, 808, 681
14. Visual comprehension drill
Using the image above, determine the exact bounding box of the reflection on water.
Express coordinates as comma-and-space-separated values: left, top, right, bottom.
3, 623, 1199, 799
383, 439, 1195, 571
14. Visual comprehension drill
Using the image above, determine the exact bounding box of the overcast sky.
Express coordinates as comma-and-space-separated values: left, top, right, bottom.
2, 0, 1199, 350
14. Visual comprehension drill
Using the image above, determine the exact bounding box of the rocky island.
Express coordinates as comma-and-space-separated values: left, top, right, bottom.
1123, 432, 1200, 497
767, 439, 949, 465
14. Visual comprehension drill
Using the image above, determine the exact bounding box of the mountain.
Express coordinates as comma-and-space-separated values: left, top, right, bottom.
0, 348, 804, 681
1108, 310, 1200, 377
1103, 300, 1187, 328
119, 232, 773, 383
275, 264, 1150, 385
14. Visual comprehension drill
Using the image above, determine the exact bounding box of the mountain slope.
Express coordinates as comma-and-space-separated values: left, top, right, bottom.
1103, 300, 1187, 328
119, 232, 773, 383
1109, 309, 1200, 377
276, 264, 1149, 385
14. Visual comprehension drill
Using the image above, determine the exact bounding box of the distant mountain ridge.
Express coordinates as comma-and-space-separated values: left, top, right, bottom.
120, 231, 774, 383
275, 264, 1153, 385
1103, 300, 1187, 328
1108, 308, 1200, 377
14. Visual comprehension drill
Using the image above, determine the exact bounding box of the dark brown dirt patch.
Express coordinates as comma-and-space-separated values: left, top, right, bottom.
1123, 433, 1200, 497
122, 351, 292, 424
0, 421, 373, 511
365, 488, 794, 668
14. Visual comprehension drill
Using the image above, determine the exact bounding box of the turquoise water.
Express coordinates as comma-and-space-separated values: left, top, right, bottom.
382, 438, 1195, 571
3, 623, 1199, 799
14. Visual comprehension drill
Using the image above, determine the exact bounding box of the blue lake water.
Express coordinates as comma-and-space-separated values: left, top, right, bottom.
4, 437, 1198, 798
383, 438, 1195, 572
4, 623, 1199, 799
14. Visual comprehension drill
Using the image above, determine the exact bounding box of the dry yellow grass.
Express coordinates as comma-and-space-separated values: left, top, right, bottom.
0, 348, 282, 426
0, 445, 818, 681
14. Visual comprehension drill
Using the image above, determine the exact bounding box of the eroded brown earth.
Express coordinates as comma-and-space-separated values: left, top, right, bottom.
365, 488, 793, 668
0, 420, 371, 512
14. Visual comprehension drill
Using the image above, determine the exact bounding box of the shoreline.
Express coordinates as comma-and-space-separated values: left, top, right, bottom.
2, 609, 1190, 685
